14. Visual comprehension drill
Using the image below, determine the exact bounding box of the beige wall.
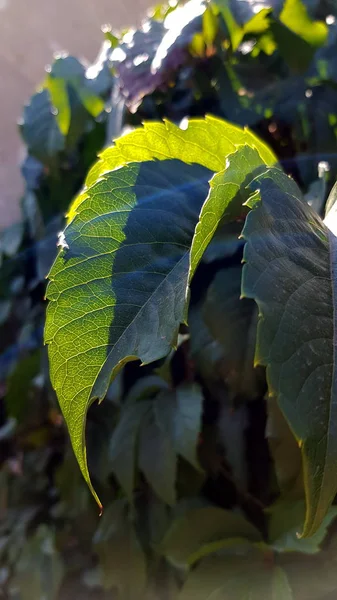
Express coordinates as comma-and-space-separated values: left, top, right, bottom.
0, 0, 151, 229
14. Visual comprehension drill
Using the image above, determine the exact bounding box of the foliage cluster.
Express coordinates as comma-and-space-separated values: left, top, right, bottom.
2, 1, 337, 599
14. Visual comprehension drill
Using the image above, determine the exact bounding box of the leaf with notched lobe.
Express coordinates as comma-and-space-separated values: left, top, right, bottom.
45, 117, 274, 506
242, 167, 337, 536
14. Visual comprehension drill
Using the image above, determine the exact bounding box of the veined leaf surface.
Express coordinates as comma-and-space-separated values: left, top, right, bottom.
242, 168, 337, 536
45, 117, 274, 505
45, 159, 210, 506
69, 116, 275, 220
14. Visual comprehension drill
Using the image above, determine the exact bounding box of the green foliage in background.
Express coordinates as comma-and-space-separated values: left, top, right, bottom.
2, 1, 337, 599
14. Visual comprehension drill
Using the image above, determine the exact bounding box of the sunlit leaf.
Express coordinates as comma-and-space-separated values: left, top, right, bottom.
189, 145, 267, 281
202, 266, 262, 400
45, 117, 273, 505
279, 0, 327, 47
82, 116, 275, 196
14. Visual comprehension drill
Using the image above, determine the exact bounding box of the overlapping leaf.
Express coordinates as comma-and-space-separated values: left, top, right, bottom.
242, 167, 337, 536
46, 158, 210, 506
179, 553, 293, 599
189, 144, 266, 281
45, 117, 274, 505
159, 505, 261, 568
109, 379, 203, 505
20, 89, 64, 163
202, 266, 262, 401
80, 115, 275, 199
266, 399, 303, 498
46, 55, 106, 133
268, 501, 337, 553
111, 0, 206, 111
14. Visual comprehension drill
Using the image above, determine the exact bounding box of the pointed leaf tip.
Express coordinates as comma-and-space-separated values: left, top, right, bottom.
45, 117, 274, 502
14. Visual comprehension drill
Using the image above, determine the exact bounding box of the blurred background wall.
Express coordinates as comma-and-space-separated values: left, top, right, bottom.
0, 0, 151, 229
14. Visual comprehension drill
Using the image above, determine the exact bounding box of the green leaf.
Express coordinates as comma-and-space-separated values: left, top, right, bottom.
46, 159, 210, 507
179, 553, 293, 600
270, 0, 328, 71
109, 372, 170, 501
266, 398, 303, 498
202, 266, 262, 401
94, 500, 146, 597
324, 180, 337, 231
139, 405, 177, 505
214, 1, 272, 50
279, 0, 328, 47
189, 145, 266, 281
111, 0, 206, 110
46, 76, 70, 136
47, 55, 105, 121
80, 116, 275, 201
158, 506, 261, 567
202, 5, 219, 47
109, 400, 151, 501
45, 117, 274, 505
154, 383, 203, 470
217, 403, 249, 490
214, 0, 243, 50
241, 167, 337, 536
268, 500, 337, 554
243, 8, 272, 37
304, 161, 330, 216
20, 89, 64, 163
5, 351, 41, 422
270, 18, 318, 72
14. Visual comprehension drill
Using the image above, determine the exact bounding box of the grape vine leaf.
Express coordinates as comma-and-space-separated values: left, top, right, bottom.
154, 383, 204, 470
179, 553, 293, 599
46, 159, 210, 507
109, 375, 168, 501
159, 506, 261, 568
242, 167, 337, 536
109, 400, 151, 502
20, 89, 64, 164
45, 117, 275, 506
189, 144, 266, 280
111, 0, 206, 111
76, 115, 275, 205
139, 405, 177, 505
